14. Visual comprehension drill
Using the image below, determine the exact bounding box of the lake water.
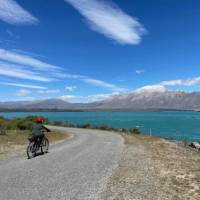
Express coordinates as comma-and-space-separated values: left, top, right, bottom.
0, 111, 200, 142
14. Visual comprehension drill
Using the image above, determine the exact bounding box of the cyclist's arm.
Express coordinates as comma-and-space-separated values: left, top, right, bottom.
42, 125, 51, 132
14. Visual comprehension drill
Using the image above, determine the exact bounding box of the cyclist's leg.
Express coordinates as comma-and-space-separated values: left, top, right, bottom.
38, 134, 44, 146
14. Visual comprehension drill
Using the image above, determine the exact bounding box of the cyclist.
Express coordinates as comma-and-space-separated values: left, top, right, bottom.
31, 117, 50, 145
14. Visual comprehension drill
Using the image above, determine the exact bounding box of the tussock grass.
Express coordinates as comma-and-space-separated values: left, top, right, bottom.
0, 130, 69, 156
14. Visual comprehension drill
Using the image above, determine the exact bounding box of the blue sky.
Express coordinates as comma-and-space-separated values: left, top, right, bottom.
0, 0, 200, 102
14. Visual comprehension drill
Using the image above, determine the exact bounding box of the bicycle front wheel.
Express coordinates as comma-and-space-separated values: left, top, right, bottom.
41, 137, 49, 153
27, 141, 36, 159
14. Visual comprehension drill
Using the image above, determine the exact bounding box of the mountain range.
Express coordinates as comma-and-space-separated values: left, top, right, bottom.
1, 90, 200, 111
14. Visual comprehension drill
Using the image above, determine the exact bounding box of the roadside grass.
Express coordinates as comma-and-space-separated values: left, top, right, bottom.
0, 130, 69, 156
47, 131, 70, 143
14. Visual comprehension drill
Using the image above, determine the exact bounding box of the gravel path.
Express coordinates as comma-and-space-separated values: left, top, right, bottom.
0, 126, 124, 200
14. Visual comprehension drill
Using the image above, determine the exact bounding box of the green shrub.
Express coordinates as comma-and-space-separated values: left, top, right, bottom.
77, 124, 92, 129
95, 124, 113, 131
129, 128, 141, 135
0, 125, 6, 135
121, 128, 128, 133
52, 121, 63, 126
68, 123, 75, 128
17, 121, 34, 130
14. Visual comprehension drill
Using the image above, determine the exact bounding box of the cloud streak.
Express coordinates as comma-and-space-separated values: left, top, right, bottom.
134, 85, 166, 93
0, 61, 53, 82
16, 89, 31, 96
65, 86, 77, 91
160, 76, 200, 87
60, 93, 114, 103
65, 0, 146, 44
136, 69, 145, 74
0, 0, 39, 25
2, 82, 47, 89
0, 49, 60, 71
37, 89, 60, 94
83, 78, 125, 92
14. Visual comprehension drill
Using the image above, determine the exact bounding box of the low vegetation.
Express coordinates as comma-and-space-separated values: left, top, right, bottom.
0, 116, 69, 156
0, 115, 142, 156
48, 120, 142, 135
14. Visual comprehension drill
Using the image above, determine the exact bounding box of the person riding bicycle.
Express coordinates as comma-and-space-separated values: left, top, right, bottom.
31, 117, 50, 144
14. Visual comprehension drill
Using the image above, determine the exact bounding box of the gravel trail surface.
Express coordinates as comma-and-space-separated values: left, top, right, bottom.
0, 126, 124, 200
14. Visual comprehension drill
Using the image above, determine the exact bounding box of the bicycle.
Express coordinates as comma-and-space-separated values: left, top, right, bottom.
26, 133, 49, 159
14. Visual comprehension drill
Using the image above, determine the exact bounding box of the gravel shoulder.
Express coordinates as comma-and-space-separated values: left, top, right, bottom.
102, 134, 200, 200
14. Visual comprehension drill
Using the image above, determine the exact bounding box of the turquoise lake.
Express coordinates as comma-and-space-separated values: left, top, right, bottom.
1, 111, 200, 142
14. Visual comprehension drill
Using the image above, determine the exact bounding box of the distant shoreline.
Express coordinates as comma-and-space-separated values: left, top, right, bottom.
0, 108, 196, 112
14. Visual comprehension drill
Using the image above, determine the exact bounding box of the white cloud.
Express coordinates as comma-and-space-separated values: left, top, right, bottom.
85, 93, 113, 102
16, 89, 31, 96
0, 48, 60, 71
134, 85, 166, 93
2, 82, 47, 89
0, 62, 53, 82
65, 86, 77, 91
65, 0, 146, 45
160, 76, 200, 87
136, 69, 145, 74
83, 78, 125, 92
12, 49, 45, 58
60, 93, 114, 103
60, 95, 77, 101
37, 89, 60, 94
0, 0, 39, 25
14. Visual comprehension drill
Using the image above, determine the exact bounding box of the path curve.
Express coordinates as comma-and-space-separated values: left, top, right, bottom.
0, 126, 124, 200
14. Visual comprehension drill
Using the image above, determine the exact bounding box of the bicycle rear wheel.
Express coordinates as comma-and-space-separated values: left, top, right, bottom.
41, 137, 49, 153
27, 141, 36, 159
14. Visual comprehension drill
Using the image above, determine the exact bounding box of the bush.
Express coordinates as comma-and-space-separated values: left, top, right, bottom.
0, 125, 6, 135
17, 121, 34, 130
121, 128, 128, 133
77, 124, 92, 129
95, 124, 113, 131
51, 121, 63, 126
0, 116, 43, 131
129, 128, 141, 135
68, 123, 75, 128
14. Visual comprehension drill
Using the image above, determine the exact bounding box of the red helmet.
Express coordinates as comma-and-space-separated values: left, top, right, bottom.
35, 117, 44, 123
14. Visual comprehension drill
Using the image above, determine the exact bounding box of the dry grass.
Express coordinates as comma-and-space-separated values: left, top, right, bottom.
0, 130, 70, 157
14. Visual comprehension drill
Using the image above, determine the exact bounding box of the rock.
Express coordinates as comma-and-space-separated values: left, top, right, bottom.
190, 142, 200, 149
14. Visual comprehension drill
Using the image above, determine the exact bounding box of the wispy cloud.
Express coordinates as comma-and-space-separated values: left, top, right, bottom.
134, 85, 166, 93
2, 82, 47, 89
160, 76, 200, 87
16, 89, 31, 96
136, 69, 145, 74
0, 61, 53, 82
60, 93, 114, 103
85, 93, 113, 102
37, 89, 60, 94
60, 95, 77, 101
56, 73, 86, 79
12, 49, 45, 59
65, 0, 146, 44
83, 78, 125, 92
65, 86, 77, 91
0, 49, 60, 71
0, 0, 39, 25
133, 76, 200, 94
6, 29, 14, 37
